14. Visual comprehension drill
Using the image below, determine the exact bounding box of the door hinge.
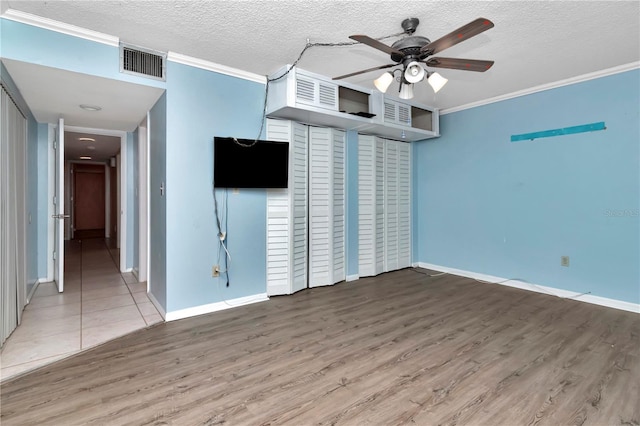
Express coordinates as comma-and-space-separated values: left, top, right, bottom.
53, 250, 56, 261
53, 196, 57, 205
53, 140, 57, 150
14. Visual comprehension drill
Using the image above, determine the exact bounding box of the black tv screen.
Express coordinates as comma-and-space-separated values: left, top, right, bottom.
214, 137, 289, 188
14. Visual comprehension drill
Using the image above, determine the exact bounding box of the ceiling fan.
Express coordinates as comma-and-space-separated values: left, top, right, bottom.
334, 17, 495, 99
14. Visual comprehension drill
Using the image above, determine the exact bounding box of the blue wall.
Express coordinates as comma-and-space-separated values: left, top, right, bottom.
414, 69, 640, 304
125, 130, 138, 271
164, 61, 267, 312
1, 19, 164, 88
36, 123, 50, 279
149, 93, 167, 311
2, 17, 278, 315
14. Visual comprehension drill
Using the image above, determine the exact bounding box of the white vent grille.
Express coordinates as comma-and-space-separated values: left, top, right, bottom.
384, 101, 396, 122
318, 83, 337, 108
296, 78, 315, 103
120, 43, 166, 81
398, 104, 411, 125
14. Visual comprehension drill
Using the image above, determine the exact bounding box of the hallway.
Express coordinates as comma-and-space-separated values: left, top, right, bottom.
0, 238, 162, 381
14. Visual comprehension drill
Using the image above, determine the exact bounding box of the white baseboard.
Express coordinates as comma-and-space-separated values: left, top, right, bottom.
346, 274, 359, 282
165, 293, 269, 322
146, 291, 166, 319
267, 283, 290, 297
26, 279, 44, 303
417, 262, 640, 314
131, 268, 139, 281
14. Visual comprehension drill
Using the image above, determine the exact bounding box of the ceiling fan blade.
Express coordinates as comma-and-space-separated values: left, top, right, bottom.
421, 18, 494, 55
425, 57, 494, 72
349, 35, 405, 57
333, 63, 397, 80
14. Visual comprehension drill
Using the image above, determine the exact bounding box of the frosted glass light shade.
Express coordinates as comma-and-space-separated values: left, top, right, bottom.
374, 72, 394, 93
399, 83, 414, 100
404, 61, 425, 83
427, 72, 448, 93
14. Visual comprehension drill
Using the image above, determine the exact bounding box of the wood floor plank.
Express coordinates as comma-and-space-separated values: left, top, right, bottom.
1, 268, 638, 425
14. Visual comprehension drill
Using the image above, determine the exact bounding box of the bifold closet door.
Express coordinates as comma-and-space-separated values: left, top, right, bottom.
1, 86, 27, 348
265, 119, 308, 296
308, 127, 345, 287
358, 136, 411, 278
384, 139, 412, 271
358, 135, 384, 277
396, 142, 411, 269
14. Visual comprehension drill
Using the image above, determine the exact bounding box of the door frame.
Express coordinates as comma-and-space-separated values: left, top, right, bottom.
137, 114, 149, 285
59, 125, 128, 273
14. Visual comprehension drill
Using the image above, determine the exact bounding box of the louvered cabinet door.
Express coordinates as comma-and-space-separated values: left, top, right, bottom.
266, 119, 308, 295
295, 75, 338, 111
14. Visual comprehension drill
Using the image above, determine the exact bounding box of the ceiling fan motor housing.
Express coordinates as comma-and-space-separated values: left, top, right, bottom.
390, 36, 431, 62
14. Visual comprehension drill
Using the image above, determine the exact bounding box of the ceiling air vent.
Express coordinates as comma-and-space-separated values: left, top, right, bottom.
120, 43, 166, 81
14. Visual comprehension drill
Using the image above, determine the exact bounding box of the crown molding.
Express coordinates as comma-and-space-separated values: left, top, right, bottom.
167, 52, 266, 84
442, 61, 640, 115
1, 9, 119, 46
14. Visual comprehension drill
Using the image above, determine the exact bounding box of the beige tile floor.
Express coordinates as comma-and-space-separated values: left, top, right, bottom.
0, 238, 163, 382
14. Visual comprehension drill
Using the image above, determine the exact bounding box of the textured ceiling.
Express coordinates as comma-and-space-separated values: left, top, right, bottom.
2, 0, 640, 111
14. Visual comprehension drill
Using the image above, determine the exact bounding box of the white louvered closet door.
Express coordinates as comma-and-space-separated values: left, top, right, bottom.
375, 138, 385, 274
397, 142, 412, 268
358, 136, 411, 279
384, 140, 399, 272
265, 119, 308, 296
309, 127, 345, 287
332, 130, 346, 282
1, 86, 27, 348
358, 135, 376, 277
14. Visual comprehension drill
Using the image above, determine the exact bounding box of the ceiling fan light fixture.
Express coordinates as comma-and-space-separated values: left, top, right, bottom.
404, 61, 425, 83
373, 71, 394, 93
427, 72, 448, 93
399, 82, 414, 100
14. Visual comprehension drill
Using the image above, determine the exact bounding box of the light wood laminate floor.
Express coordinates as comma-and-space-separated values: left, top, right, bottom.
1, 269, 638, 425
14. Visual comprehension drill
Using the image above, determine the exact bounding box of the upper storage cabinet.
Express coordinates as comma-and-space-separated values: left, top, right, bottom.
266, 66, 439, 142
295, 74, 338, 110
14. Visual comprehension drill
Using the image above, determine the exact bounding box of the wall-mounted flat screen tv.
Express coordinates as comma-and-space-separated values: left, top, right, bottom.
214, 137, 289, 188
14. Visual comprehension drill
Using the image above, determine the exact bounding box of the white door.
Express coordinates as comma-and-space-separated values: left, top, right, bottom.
265, 119, 308, 296
384, 140, 399, 272
53, 118, 66, 292
290, 122, 309, 293
309, 127, 332, 287
309, 127, 345, 288
397, 142, 412, 268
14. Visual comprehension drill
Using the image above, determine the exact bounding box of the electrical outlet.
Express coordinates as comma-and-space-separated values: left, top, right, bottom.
561, 256, 570, 267
212, 265, 220, 277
